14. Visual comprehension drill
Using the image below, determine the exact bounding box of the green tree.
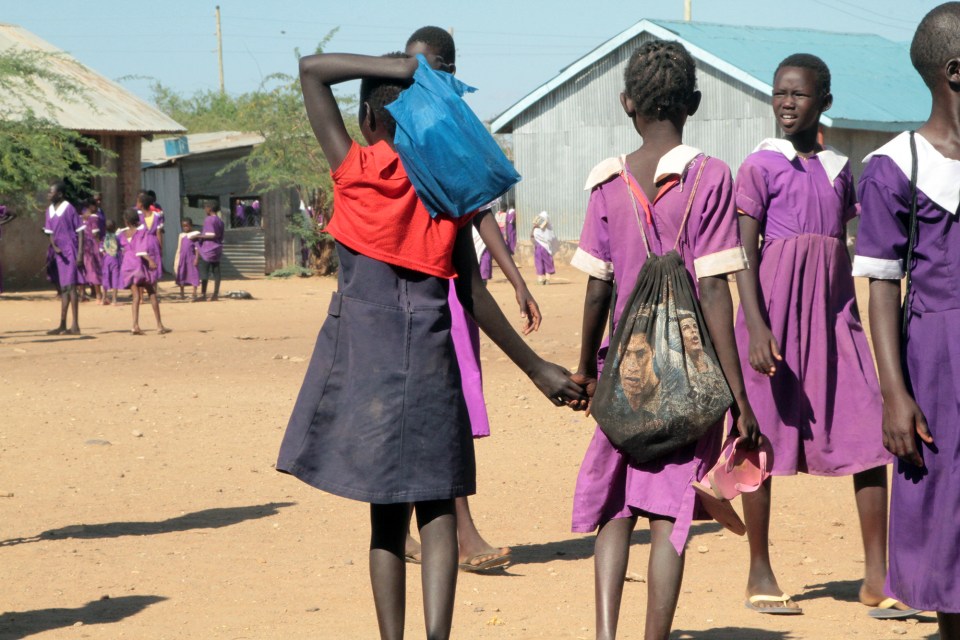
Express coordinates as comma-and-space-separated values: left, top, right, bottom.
0, 48, 112, 215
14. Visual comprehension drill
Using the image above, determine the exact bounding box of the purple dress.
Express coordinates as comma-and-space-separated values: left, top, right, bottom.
448, 286, 491, 438
198, 215, 225, 263
80, 218, 102, 286
43, 201, 83, 289
175, 233, 201, 287
100, 232, 122, 290
569, 147, 748, 552
119, 227, 161, 288
734, 140, 891, 476
853, 131, 960, 613
139, 208, 164, 279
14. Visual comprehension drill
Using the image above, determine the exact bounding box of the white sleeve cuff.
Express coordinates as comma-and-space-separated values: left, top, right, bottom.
694, 246, 748, 279
76, 225, 86, 233
851, 255, 904, 280
43, 228, 53, 234
571, 247, 613, 280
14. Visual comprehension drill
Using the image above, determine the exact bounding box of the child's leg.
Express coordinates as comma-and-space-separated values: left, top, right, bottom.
67, 286, 80, 333
416, 499, 458, 640
594, 516, 637, 640
939, 613, 960, 640
111, 288, 117, 304
179, 284, 185, 298
145, 286, 167, 333
210, 261, 221, 300
48, 288, 69, 333
131, 286, 142, 334
370, 503, 408, 640
455, 496, 509, 568
644, 517, 685, 640
191, 285, 197, 300
853, 466, 890, 605
742, 478, 799, 610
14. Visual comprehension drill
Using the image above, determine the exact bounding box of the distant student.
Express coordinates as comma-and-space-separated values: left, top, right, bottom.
276, 50, 584, 640
531, 211, 558, 284
402, 26, 544, 574
0, 205, 16, 294
119, 209, 168, 335
197, 202, 224, 301
568, 40, 759, 640
100, 220, 121, 305
43, 182, 83, 335
732, 54, 901, 617
853, 4, 960, 637
174, 217, 201, 300
79, 199, 104, 304
137, 191, 164, 281
496, 207, 517, 255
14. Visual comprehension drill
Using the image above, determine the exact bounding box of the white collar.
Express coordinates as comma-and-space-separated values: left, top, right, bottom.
864, 131, 960, 216
48, 201, 69, 217
754, 138, 848, 185
582, 144, 703, 190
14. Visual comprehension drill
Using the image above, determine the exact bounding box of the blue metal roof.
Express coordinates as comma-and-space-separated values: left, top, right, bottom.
492, 19, 929, 133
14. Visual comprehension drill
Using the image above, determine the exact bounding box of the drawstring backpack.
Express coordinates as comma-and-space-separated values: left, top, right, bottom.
901, 131, 919, 351
591, 157, 734, 464
386, 55, 521, 219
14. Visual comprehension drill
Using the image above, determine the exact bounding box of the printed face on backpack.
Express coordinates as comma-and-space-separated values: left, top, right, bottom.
620, 331, 659, 411
772, 67, 821, 136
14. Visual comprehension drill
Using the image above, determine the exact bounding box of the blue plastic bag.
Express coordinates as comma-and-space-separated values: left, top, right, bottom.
386, 55, 520, 219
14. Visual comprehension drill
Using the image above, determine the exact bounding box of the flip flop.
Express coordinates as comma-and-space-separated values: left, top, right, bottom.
459, 549, 511, 573
745, 594, 803, 615
404, 551, 421, 565
707, 437, 771, 500
692, 479, 746, 535
867, 597, 923, 620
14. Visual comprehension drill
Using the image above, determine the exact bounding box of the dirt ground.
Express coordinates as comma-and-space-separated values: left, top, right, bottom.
0, 265, 940, 639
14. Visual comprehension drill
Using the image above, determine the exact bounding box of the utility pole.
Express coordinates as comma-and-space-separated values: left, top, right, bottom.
215, 5, 225, 94
684, 0, 692, 21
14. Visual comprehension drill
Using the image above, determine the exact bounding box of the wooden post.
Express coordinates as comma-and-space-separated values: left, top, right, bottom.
216, 5, 225, 94
684, 0, 692, 21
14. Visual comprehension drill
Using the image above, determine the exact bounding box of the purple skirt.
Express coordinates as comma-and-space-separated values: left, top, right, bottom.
886, 308, 960, 612
101, 254, 121, 290
448, 286, 490, 438
534, 244, 555, 275
735, 234, 891, 476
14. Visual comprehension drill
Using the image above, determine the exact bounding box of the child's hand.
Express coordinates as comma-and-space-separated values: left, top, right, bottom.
568, 372, 597, 414
146, 258, 157, 270
515, 286, 542, 335
882, 390, 933, 467
748, 324, 781, 376
529, 361, 587, 407
731, 401, 762, 449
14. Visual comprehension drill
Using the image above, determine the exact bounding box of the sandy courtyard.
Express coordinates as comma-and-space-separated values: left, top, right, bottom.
0, 265, 939, 639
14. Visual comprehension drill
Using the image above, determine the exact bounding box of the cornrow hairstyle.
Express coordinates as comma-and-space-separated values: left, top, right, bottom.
911, 2, 960, 89
406, 26, 456, 65
359, 52, 413, 139
623, 40, 697, 121
775, 53, 831, 100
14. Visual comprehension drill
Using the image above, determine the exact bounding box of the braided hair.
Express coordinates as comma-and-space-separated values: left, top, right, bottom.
911, 2, 960, 89
775, 53, 831, 100
359, 52, 413, 138
623, 40, 697, 121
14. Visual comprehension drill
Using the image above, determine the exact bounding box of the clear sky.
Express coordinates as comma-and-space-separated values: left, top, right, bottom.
3, 0, 943, 121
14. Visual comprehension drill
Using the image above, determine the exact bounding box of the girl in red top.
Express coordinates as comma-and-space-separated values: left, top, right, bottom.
276, 52, 585, 640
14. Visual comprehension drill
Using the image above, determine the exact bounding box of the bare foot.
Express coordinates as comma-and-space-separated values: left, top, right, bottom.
64, 327, 81, 335
131, 328, 144, 336
210, 295, 219, 302
158, 327, 171, 335
46, 327, 66, 335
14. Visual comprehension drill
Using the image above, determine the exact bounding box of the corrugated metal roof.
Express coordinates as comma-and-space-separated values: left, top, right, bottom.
141, 131, 265, 166
492, 19, 928, 134
0, 23, 185, 134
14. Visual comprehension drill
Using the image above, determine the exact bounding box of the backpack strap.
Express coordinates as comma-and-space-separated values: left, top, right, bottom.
618, 161, 653, 258
901, 132, 919, 340
673, 156, 710, 252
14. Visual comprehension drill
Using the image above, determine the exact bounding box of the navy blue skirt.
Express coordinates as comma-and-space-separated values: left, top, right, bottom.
277, 243, 476, 503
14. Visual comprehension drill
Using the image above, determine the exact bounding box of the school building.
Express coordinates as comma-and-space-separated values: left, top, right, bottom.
491, 19, 930, 243
0, 23, 185, 289
141, 131, 299, 278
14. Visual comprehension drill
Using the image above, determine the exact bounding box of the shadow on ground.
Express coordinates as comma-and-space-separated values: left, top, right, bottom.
509, 521, 723, 565
0, 595, 167, 639
0, 502, 295, 547
670, 628, 795, 639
